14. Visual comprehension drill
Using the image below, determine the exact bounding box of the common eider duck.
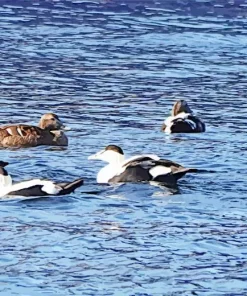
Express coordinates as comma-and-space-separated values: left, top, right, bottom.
0, 113, 68, 148
0, 161, 83, 197
88, 144, 198, 185
161, 100, 206, 133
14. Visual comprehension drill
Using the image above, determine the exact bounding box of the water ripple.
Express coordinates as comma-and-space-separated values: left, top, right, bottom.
0, 0, 247, 295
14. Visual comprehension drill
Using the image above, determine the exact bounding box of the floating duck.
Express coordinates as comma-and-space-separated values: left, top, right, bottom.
0, 113, 68, 148
88, 144, 198, 184
0, 161, 83, 197
161, 100, 206, 133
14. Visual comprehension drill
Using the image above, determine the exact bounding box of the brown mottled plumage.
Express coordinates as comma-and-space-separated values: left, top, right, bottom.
0, 113, 68, 148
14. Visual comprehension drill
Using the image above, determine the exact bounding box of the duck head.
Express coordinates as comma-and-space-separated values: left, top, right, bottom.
171, 100, 193, 116
38, 113, 65, 131
0, 161, 12, 188
88, 145, 125, 165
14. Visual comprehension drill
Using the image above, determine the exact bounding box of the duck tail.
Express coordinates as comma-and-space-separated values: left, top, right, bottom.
185, 168, 216, 173
173, 167, 214, 181
58, 178, 84, 195
172, 168, 195, 180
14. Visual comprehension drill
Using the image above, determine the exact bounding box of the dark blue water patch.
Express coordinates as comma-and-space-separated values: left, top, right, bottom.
0, 0, 247, 295
1, 0, 247, 21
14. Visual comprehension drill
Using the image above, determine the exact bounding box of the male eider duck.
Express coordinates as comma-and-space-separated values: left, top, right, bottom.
161, 100, 206, 133
88, 144, 198, 185
0, 161, 83, 197
0, 113, 68, 148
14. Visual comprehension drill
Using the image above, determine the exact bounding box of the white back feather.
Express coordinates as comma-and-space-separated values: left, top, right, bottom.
3, 179, 60, 196
96, 154, 160, 183
116, 154, 160, 176
149, 166, 171, 178
120, 154, 160, 168
164, 112, 191, 133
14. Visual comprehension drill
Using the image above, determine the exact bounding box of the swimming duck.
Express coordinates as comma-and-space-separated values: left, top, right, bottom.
161, 100, 206, 133
88, 144, 198, 184
0, 161, 83, 197
0, 113, 68, 148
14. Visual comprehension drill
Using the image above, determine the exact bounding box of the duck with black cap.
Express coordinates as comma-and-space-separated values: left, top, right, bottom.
88, 144, 198, 185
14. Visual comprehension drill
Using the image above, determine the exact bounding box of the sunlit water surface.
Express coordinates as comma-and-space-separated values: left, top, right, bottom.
0, 1, 247, 295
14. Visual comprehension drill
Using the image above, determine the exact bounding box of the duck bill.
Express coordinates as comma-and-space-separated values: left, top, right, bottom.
161, 123, 167, 131
56, 119, 66, 130
61, 125, 71, 131
56, 120, 71, 131
184, 104, 192, 114
88, 150, 104, 160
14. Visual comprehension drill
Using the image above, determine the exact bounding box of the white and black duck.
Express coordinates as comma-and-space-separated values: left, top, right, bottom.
88, 145, 198, 185
161, 100, 206, 133
0, 161, 83, 197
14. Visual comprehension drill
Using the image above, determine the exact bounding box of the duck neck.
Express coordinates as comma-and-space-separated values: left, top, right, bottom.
97, 154, 125, 183
0, 174, 13, 196
38, 120, 45, 130
108, 154, 125, 167
38, 120, 54, 131
172, 103, 183, 116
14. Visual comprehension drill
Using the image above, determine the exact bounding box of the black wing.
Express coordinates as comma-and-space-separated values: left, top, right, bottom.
171, 115, 205, 133
123, 156, 158, 168
8, 185, 49, 197
109, 156, 157, 183
56, 178, 84, 195
109, 157, 182, 183
123, 156, 186, 172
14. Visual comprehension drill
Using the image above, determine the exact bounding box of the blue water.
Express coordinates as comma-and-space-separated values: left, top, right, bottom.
0, 1, 247, 295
